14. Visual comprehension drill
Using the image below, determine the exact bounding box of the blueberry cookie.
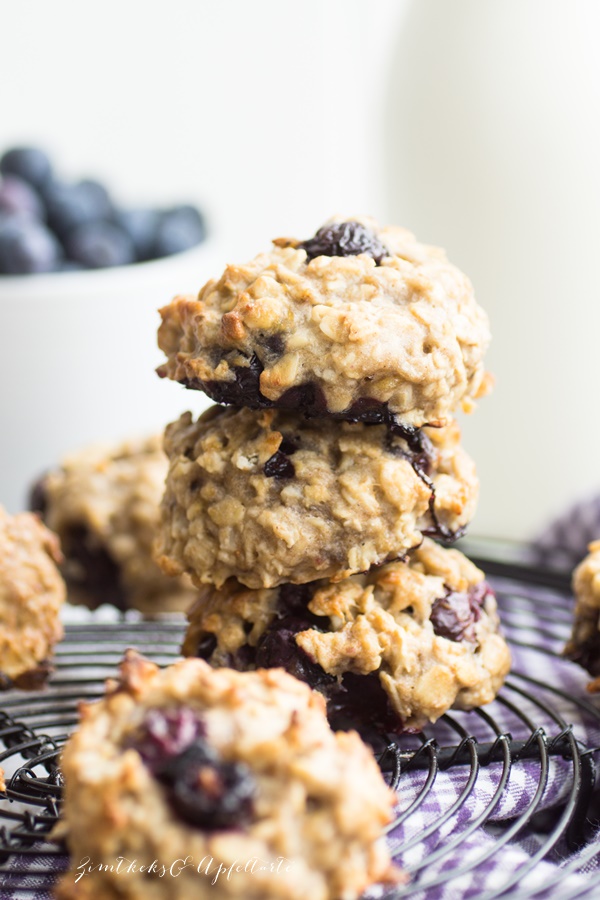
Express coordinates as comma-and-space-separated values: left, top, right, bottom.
182, 539, 510, 735
54, 652, 401, 900
31, 435, 196, 615
155, 406, 478, 590
0, 505, 64, 688
157, 217, 491, 430
565, 541, 600, 690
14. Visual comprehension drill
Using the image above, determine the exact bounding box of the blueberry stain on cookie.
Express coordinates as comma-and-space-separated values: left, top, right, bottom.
299, 221, 389, 265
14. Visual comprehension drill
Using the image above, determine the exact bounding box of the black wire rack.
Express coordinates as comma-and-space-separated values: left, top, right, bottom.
0, 558, 599, 899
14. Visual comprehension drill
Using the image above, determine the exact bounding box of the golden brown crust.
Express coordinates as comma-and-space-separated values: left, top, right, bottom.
182, 540, 511, 730
155, 406, 478, 589
157, 216, 490, 428
0, 506, 64, 683
55, 653, 401, 900
41, 435, 197, 615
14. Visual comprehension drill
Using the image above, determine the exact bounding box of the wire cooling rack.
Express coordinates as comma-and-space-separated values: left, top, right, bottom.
0, 557, 599, 899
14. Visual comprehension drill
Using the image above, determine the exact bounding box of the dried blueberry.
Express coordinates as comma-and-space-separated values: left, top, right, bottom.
430, 583, 491, 643
131, 708, 205, 771
468, 580, 495, 609
254, 584, 335, 690
164, 740, 255, 829
66, 221, 135, 268
275, 583, 325, 627
299, 220, 389, 264
0, 147, 53, 189
186, 352, 265, 405
131, 714, 255, 830
263, 449, 295, 479
255, 622, 335, 691
0, 218, 62, 274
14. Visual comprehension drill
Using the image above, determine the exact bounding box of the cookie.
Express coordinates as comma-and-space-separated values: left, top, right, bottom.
565, 540, 600, 690
54, 651, 401, 900
155, 405, 478, 590
157, 217, 491, 430
0, 505, 64, 687
182, 539, 510, 735
31, 435, 197, 616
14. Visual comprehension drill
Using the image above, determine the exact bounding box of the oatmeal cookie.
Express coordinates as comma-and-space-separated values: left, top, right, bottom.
54, 652, 401, 900
157, 217, 491, 430
182, 539, 510, 734
565, 540, 600, 690
0, 505, 64, 687
31, 435, 196, 615
155, 406, 478, 590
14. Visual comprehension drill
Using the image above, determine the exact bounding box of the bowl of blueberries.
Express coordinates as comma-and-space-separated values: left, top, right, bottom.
0, 146, 217, 514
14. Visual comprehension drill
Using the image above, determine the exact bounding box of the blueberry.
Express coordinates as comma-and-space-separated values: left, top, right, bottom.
0, 218, 62, 274
263, 449, 295, 478
65, 221, 135, 268
114, 208, 161, 261
255, 623, 335, 690
300, 221, 389, 265
164, 739, 256, 830
0, 176, 45, 220
131, 711, 255, 830
151, 204, 206, 258
0, 147, 53, 189
254, 584, 335, 691
44, 180, 112, 240
326, 672, 404, 737
131, 708, 205, 771
430, 583, 491, 643
58, 259, 85, 272
77, 179, 113, 219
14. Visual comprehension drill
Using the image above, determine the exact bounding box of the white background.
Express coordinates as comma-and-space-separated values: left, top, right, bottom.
2, 0, 600, 541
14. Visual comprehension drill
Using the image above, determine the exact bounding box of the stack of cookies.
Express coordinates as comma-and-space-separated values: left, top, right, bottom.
154, 218, 511, 737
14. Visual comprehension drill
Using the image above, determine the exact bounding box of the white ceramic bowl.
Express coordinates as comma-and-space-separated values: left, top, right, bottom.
0, 244, 220, 513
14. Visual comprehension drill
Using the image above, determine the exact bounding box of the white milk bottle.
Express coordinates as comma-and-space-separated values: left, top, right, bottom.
385, 0, 600, 539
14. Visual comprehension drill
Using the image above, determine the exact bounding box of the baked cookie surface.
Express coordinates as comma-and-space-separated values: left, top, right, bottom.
566, 540, 600, 689
32, 435, 196, 615
157, 217, 491, 430
55, 652, 400, 900
0, 506, 64, 687
182, 539, 511, 735
155, 406, 478, 590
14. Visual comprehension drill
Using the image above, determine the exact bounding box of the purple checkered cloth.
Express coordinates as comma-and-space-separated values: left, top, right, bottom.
368, 575, 600, 899
532, 493, 600, 572
2, 574, 600, 899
